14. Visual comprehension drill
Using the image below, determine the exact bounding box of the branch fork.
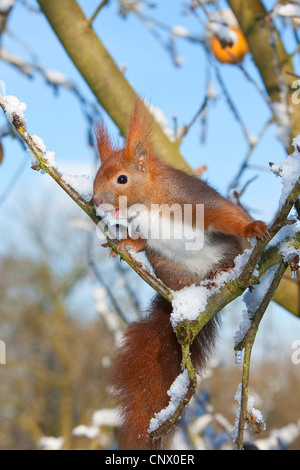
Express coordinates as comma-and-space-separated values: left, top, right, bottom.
1, 97, 299, 449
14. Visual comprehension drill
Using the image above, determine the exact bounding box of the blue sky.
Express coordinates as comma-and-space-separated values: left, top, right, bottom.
0, 0, 292, 215
1, 0, 300, 360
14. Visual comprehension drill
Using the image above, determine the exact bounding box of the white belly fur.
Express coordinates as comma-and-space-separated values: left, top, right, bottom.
128, 208, 224, 279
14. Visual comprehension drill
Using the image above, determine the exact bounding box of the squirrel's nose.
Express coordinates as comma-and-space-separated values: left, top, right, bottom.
93, 194, 103, 206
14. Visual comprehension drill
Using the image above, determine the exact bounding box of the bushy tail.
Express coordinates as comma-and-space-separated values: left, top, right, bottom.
110, 295, 218, 450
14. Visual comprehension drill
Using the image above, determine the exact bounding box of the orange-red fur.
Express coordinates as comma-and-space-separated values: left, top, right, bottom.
125, 99, 154, 159
95, 122, 116, 162
110, 296, 219, 450
204, 203, 267, 239
93, 99, 268, 450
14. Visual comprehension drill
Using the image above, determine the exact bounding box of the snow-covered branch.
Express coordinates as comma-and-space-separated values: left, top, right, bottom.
0, 93, 172, 304
1, 92, 299, 449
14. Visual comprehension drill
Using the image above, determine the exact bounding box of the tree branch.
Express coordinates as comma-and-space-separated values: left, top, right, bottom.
0, 98, 171, 303
234, 261, 288, 450
1, 96, 299, 448
88, 0, 109, 27
36, 0, 192, 173
227, 0, 300, 151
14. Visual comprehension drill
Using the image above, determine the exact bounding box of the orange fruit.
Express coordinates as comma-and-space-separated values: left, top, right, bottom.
211, 26, 249, 64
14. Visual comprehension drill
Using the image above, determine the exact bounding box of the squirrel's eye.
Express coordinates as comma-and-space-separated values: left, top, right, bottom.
117, 174, 128, 184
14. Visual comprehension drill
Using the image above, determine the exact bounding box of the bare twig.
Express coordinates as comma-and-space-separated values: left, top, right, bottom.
0, 99, 172, 303
0, 152, 28, 207
88, 0, 109, 27
228, 117, 274, 193
286, 71, 300, 79
234, 261, 288, 449
1, 97, 299, 447
150, 342, 197, 442
87, 232, 129, 325
178, 94, 209, 142
188, 7, 253, 146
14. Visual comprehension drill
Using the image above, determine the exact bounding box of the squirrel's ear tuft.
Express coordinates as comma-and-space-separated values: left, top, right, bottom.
94, 122, 115, 162
125, 98, 153, 166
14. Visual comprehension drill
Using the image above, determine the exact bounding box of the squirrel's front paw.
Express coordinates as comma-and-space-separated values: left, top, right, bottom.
117, 238, 147, 253
101, 238, 147, 258
244, 221, 269, 240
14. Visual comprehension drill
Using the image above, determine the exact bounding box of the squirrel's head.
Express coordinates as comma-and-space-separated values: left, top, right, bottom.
93, 99, 156, 215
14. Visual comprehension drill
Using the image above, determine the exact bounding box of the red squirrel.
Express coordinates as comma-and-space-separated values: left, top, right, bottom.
92, 99, 268, 450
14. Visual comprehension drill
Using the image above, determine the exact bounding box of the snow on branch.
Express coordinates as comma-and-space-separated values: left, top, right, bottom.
0, 0, 15, 14
232, 383, 266, 445
0, 92, 172, 303
272, 3, 300, 19
148, 369, 190, 434
269, 135, 300, 208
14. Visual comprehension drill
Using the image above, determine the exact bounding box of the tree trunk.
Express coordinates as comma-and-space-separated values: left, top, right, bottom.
274, 271, 300, 319
227, 0, 300, 152
36, 0, 299, 318
227, 0, 300, 317
36, 0, 192, 173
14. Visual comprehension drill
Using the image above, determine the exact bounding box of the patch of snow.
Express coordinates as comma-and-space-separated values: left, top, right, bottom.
91, 408, 120, 427
209, 22, 238, 43
1, 94, 27, 124
0, 0, 14, 13
148, 369, 190, 434
270, 135, 300, 209
60, 173, 94, 202
172, 26, 189, 37
274, 4, 300, 18
38, 436, 64, 450
72, 424, 99, 439
232, 383, 265, 443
